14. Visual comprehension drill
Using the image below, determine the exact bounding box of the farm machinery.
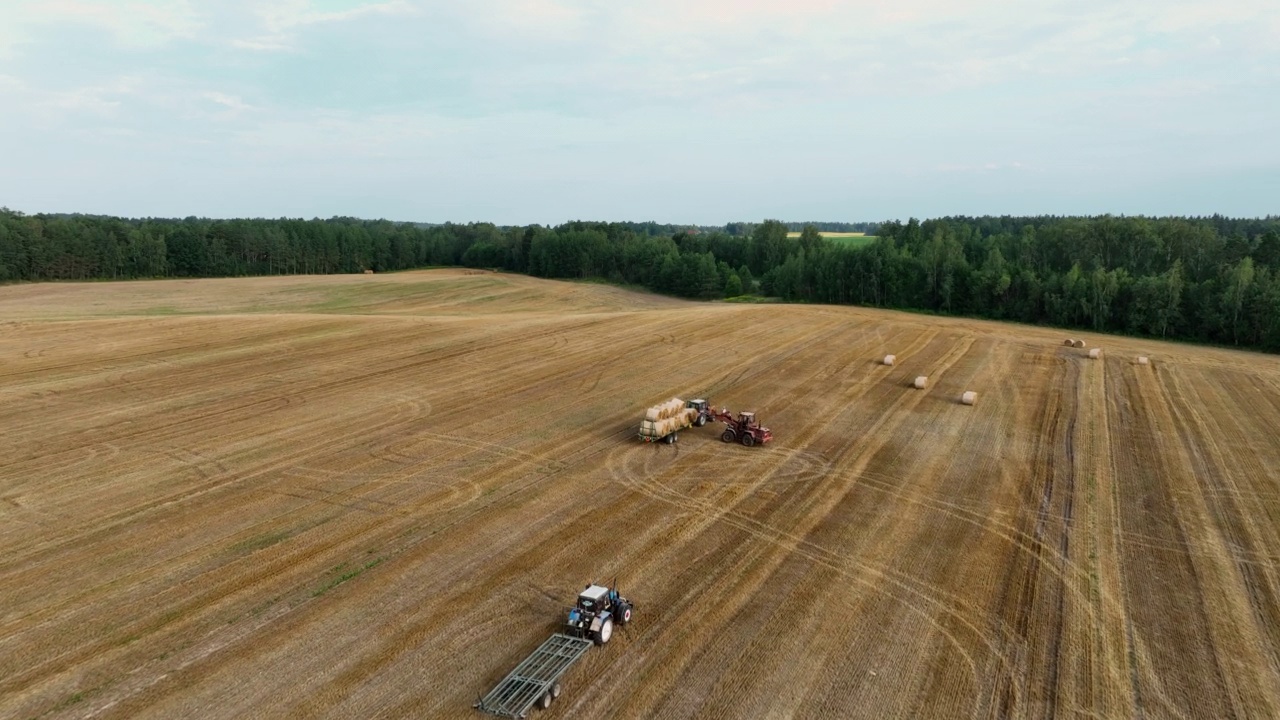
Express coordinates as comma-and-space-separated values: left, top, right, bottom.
566, 582, 633, 645
711, 408, 773, 447
637, 397, 714, 444
638, 397, 773, 448
475, 582, 633, 718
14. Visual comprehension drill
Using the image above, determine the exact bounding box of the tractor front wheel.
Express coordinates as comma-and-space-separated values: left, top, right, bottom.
741, 433, 756, 447
618, 603, 633, 625
721, 430, 735, 443
694, 415, 707, 427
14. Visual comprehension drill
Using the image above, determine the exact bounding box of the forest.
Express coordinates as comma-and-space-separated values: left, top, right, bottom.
2, 208, 1279, 351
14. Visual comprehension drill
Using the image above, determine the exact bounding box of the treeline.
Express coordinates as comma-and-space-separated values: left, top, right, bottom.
2, 209, 1279, 351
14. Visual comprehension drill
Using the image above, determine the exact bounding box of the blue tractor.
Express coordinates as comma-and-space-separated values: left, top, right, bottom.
566, 583, 633, 645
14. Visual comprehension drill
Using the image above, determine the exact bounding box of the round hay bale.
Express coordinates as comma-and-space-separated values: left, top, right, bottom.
1138, 356, 1150, 365
960, 391, 977, 406
1063, 339, 1075, 346
1089, 348, 1102, 359
883, 354, 896, 366
1073, 339, 1086, 348
644, 407, 660, 422
913, 376, 928, 389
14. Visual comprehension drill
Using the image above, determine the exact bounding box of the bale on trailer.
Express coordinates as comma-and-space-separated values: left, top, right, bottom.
883, 355, 896, 366
961, 391, 977, 406
662, 398, 682, 420
913, 376, 928, 389
1089, 348, 1102, 359
1138, 356, 1150, 365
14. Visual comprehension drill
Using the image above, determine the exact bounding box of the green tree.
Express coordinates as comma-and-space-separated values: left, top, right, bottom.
797, 225, 824, 256
724, 272, 743, 298
1224, 257, 1256, 344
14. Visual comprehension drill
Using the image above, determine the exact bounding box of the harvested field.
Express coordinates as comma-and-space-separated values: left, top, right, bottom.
785, 231, 876, 247
3, 268, 1280, 719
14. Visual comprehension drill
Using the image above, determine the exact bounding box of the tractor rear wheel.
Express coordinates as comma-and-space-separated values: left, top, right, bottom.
593, 617, 614, 645
741, 433, 755, 447
721, 430, 735, 443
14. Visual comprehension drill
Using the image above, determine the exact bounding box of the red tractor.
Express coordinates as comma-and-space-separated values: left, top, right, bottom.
711, 408, 773, 447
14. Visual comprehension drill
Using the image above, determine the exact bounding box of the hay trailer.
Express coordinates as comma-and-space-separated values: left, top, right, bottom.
638, 398, 713, 444
474, 634, 592, 718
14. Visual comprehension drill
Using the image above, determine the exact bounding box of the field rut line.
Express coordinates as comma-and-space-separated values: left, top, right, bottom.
607, 334, 1027, 716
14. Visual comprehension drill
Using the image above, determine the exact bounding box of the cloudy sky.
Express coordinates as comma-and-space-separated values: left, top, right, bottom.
0, 0, 1276, 224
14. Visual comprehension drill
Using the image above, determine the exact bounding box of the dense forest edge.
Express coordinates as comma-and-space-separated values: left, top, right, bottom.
2, 209, 1280, 352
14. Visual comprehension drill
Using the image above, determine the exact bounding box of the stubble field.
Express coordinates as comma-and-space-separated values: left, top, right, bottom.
3, 269, 1280, 719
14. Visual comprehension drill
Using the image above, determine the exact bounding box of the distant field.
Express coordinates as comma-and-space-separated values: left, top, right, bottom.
786, 231, 876, 247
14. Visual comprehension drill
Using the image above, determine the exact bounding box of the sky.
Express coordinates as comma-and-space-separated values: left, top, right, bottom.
0, 0, 1276, 224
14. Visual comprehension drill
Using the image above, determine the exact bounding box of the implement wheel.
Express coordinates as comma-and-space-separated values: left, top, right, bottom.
551, 682, 562, 699
721, 430, 735, 443
741, 433, 755, 447
537, 692, 552, 710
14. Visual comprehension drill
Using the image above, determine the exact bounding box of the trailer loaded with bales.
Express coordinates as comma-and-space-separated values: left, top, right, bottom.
637, 397, 712, 444
637, 397, 771, 447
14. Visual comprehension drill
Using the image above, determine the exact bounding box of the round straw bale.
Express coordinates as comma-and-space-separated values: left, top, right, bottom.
645, 407, 660, 422
1063, 339, 1074, 346
1089, 348, 1101, 359
913, 376, 928, 389
883, 354, 896, 366
960, 391, 977, 406
1138, 356, 1149, 365
1073, 339, 1086, 348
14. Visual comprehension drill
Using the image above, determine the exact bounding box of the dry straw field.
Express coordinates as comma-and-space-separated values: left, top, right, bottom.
3, 269, 1280, 719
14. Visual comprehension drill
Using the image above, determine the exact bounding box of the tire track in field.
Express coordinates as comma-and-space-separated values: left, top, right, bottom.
1106, 360, 1230, 720
0, 304, 788, 676
605, 334, 1026, 718
4, 405, 641, 717
0, 313, 636, 557
28, 307, 755, 713
1155, 365, 1280, 715
256, 311, 868, 716
501, 320, 921, 717
89, 417, 651, 720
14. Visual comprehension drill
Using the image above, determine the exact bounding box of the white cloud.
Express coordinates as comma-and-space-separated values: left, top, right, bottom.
258, 0, 416, 32
203, 91, 252, 112
230, 35, 296, 52
231, 0, 418, 51
4, 0, 202, 48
